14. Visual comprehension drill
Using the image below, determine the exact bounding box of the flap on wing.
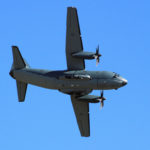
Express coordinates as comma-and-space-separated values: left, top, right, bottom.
66, 7, 85, 70
71, 95, 90, 137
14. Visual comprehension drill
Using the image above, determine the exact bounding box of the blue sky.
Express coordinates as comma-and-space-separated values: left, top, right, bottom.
1, 0, 150, 149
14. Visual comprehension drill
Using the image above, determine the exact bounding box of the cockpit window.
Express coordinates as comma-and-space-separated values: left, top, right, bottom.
113, 73, 120, 78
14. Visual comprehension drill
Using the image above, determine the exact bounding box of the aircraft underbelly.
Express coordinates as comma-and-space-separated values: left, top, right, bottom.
13, 70, 117, 90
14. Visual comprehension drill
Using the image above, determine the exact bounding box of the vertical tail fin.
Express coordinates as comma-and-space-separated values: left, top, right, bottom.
10, 46, 29, 102
12, 46, 26, 69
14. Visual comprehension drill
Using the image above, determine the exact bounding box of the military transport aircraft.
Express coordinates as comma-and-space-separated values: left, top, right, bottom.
9, 7, 127, 137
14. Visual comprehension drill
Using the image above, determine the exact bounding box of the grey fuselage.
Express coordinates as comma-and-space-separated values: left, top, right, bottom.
11, 68, 127, 95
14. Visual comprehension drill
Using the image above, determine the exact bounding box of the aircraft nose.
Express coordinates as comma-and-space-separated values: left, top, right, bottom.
122, 79, 128, 86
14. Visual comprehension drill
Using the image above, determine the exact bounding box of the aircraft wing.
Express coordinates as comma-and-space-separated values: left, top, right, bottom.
66, 7, 85, 70
71, 95, 90, 137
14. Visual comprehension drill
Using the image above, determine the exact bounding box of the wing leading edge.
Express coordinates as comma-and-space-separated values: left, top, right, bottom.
66, 7, 85, 70
71, 95, 90, 137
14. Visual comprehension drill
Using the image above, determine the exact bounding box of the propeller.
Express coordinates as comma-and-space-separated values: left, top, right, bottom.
99, 91, 106, 109
95, 45, 102, 66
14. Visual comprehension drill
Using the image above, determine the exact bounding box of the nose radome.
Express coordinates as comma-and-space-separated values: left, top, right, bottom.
122, 79, 128, 86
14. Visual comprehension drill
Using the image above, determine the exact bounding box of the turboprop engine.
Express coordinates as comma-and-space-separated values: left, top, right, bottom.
77, 91, 106, 108
72, 45, 102, 66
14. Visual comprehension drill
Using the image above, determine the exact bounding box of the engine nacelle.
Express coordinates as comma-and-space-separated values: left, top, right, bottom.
77, 95, 100, 103
72, 51, 96, 60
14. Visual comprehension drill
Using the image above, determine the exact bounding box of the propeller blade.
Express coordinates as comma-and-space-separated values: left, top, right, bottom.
96, 45, 99, 54
96, 58, 99, 66
100, 100, 104, 108
95, 45, 101, 66
99, 90, 106, 109
101, 90, 103, 97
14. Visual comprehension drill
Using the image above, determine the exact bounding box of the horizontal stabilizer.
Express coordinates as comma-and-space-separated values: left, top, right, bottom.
16, 80, 27, 102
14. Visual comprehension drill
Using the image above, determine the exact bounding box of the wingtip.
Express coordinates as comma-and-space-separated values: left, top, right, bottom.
12, 45, 19, 49
67, 6, 77, 10
81, 134, 90, 137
